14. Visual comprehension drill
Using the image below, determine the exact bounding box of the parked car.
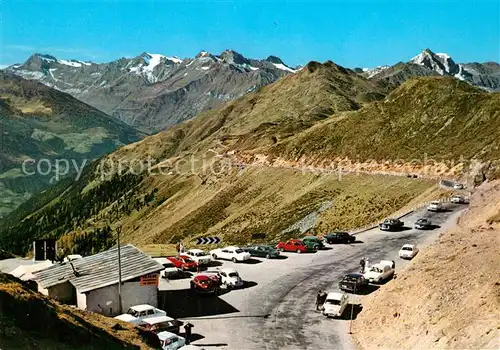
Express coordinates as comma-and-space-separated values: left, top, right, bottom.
321, 292, 349, 318
379, 218, 404, 231
453, 183, 464, 189
210, 246, 251, 263
167, 255, 198, 271
414, 218, 432, 230
154, 258, 181, 279
324, 231, 355, 244
190, 273, 221, 294
243, 244, 280, 259
302, 236, 325, 250
140, 315, 183, 334
205, 268, 244, 288
114, 305, 167, 324
338, 273, 369, 293
157, 331, 186, 350
184, 249, 213, 265
363, 261, 395, 283
276, 239, 309, 253
451, 195, 469, 204
427, 200, 444, 212
399, 244, 419, 259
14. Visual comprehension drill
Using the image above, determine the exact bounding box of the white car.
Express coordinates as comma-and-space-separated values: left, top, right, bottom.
157, 331, 186, 350
453, 183, 464, 189
363, 262, 395, 283
427, 200, 443, 212
210, 246, 251, 263
399, 244, 419, 259
205, 268, 244, 288
321, 292, 348, 318
451, 195, 469, 204
184, 249, 213, 265
154, 258, 180, 278
114, 304, 167, 324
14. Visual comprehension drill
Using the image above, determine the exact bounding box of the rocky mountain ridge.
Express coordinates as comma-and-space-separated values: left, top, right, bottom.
6, 50, 298, 131
361, 48, 500, 91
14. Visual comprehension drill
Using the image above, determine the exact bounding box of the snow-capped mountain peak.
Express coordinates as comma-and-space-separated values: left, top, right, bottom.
409, 48, 458, 75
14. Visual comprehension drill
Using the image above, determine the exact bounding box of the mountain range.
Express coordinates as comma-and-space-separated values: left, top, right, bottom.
1, 59, 498, 256
358, 48, 500, 91
6, 50, 298, 132
5, 48, 499, 134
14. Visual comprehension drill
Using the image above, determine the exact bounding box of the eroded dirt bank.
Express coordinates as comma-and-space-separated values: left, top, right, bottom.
352, 180, 500, 349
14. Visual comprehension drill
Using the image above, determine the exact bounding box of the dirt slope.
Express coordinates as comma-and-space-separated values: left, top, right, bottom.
0, 273, 159, 349
353, 180, 500, 349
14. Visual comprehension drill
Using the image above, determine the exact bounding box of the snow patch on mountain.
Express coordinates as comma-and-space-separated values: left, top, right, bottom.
365, 65, 390, 78
272, 63, 296, 73
59, 59, 83, 68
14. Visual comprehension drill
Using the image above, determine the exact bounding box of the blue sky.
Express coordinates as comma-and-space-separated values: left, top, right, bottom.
2, 0, 499, 68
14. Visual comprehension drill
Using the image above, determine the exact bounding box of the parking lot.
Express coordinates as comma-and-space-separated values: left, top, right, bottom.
155, 202, 466, 350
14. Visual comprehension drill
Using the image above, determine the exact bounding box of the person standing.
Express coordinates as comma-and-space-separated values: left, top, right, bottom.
359, 257, 366, 273
316, 290, 326, 310
183, 323, 193, 344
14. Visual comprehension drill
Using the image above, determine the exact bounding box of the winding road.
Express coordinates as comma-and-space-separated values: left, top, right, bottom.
161, 202, 466, 349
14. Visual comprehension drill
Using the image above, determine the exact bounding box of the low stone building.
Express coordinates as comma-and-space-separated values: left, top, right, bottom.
34, 244, 164, 316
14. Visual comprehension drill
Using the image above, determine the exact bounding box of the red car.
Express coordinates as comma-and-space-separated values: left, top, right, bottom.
190, 274, 221, 294
167, 255, 198, 270
276, 239, 308, 253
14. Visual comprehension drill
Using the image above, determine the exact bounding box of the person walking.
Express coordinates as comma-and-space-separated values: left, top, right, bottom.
183, 323, 193, 344
316, 290, 326, 311
359, 257, 366, 273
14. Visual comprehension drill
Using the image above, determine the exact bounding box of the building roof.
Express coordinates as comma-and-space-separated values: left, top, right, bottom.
10, 260, 54, 281
34, 244, 164, 293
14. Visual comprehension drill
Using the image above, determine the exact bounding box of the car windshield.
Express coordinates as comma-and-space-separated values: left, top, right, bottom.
325, 299, 341, 306
228, 272, 239, 277
402, 247, 413, 251
126, 308, 139, 317
183, 257, 194, 262
235, 249, 244, 253
370, 267, 383, 273
193, 252, 204, 256
344, 276, 359, 282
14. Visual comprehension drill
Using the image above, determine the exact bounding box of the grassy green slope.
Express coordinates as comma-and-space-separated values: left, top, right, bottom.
0, 72, 143, 217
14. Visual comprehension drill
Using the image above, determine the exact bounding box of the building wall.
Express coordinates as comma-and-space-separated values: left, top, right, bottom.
48, 281, 76, 304
84, 279, 158, 316
76, 291, 87, 310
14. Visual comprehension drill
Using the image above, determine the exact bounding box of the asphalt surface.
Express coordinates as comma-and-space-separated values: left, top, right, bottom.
160, 202, 466, 349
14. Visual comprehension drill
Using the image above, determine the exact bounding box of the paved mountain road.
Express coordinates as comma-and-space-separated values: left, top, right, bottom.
169, 203, 465, 349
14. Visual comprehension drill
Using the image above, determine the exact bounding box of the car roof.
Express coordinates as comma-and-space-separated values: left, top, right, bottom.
223, 246, 241, 250
141, 315, 175, 324
157, 331, 179, 340
431, 200, 440, 204
220, 268, 238, 274
153, 257, 172, 264
288, 239, 302, 242
187, 249, 205, 253
346, 273, 363, 278
326, 292, 344, 300
130, 304, 156, 312
303, 236, 317, 239
402, 244, 415, 248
